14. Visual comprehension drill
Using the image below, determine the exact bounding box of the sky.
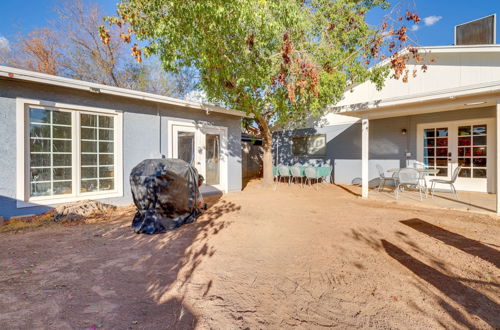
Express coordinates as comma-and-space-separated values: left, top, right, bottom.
0, 0, 499, 51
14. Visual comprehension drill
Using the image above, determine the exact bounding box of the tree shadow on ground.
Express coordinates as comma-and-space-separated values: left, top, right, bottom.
381, 239, 500, 328
50, 195, 242, 329
400, 218, 500, 268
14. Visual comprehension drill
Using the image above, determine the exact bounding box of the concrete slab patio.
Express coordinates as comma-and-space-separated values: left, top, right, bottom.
0, 180, 498, 329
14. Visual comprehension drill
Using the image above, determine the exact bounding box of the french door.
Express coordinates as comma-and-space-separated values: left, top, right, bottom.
417, 118, 495, 193
170, 121, 228, 192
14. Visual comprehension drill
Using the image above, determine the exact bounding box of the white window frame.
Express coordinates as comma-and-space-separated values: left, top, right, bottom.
16, 98, 123, 208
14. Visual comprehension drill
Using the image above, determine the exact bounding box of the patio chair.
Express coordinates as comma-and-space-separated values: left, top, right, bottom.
321, 165, 333, 184
396, 168, 425, 201
305, 167, 321, 191
278, 165, 292, 185
376, 164, 396, 192
429, 166, 462, 199
290, 166, 304, 187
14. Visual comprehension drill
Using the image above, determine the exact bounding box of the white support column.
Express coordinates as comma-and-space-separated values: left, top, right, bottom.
496, 101, 500, 215
362, 118, 369, 198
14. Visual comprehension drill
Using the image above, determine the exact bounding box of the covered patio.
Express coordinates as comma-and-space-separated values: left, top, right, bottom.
336, 80, 500, 216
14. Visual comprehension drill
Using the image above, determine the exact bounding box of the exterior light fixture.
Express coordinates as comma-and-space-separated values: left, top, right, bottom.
401, 128, 407, 135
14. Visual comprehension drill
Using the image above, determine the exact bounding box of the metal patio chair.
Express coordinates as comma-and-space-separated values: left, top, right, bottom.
278, 165, 292, 185
376, 164, 396, 192
305, 167, 321, 191
290, 166, 304, 187
430, 166, 462, 199
396, 168, 425, 201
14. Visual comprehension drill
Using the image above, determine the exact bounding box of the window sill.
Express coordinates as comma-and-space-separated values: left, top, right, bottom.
17, 191, 123, 209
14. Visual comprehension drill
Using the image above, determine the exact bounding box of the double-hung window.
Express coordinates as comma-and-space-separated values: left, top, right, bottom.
18, 100, 122, 205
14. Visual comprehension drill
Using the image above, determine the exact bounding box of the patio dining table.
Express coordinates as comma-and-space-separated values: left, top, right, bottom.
386, 167, 440, 191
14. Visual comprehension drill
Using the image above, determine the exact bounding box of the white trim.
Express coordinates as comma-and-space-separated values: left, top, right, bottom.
1, 66, 247, 118
361, 118, 369, 198
16, 98, 123, 208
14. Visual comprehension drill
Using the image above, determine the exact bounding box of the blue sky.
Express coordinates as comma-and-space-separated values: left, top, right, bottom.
0, 0, 499, 50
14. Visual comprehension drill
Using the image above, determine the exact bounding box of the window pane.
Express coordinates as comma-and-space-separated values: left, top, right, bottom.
53, 154, 72, 166
178, 132, 195, 164
81, 167, 98, 179
99, 142, 114, 153
308, 135, 326, 156
99, 179, 114, 191
81, 141, 97, 152
473, 136, 486, 146
30, 154, 51, 167
53, 140, 72, 153
473, 169, 487, 178
81, 179, 98, 193
53, 167, 72, 181
292, 137, 308, 156
424, 148, 434, 157
458, 137, 471, 146
458, 147, 471, 157
53, 126, 72, 139
436, 148, 447, 157
458, 158, 471, 167
99, 154, 114, 165
82, 154, 97, 166
31, 182, 51, 197
81, 127, 97, 140
29, 108, 51, 123
53, 111, 71, 125
80, 113, 115, 193
30, 138, 51, 152
205, 134, 220, 185
98, 129, 113, 141
458, 126, 471, 136
459, 168, 471, 178
436, 128, 448, 137
436, 138, 448, 147
31, 168, 51, 182
30, 124, 51, 138
81, 114, 97, 127
99, 166, 114, 178
473, 125, 486, 135
436, 158, 448, 166
473, 158, 486, 167
424, 139, 435, 147
424, 129, 435, 138
53, 181, 72, 195
98, 116, 114, 128
437, 167, 448, 176
473, 147, 486, 157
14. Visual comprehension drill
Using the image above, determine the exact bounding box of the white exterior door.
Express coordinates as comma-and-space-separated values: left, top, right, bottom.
417, 118, 495, 193
169, 121, 228, 193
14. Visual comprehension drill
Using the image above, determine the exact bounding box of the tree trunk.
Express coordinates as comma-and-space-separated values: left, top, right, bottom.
261, 124, 274, 186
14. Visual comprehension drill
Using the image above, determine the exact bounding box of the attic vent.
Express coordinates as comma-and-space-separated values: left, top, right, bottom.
455, 14, 496, 45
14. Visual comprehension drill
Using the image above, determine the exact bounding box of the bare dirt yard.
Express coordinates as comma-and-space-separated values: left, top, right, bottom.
1, 181, 499, 329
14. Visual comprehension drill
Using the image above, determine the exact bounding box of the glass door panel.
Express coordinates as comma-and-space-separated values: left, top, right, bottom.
423, 127, 448, 177
457, 124, 487, 178
177, 131, 195, 165
205, 134, 220, 185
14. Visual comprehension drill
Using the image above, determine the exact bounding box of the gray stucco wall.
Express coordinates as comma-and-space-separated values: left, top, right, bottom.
274, 106, 495, 183
0, 78, 242, 218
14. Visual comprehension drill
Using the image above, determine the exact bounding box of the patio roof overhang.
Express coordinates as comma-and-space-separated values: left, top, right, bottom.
333, 80, 500, 120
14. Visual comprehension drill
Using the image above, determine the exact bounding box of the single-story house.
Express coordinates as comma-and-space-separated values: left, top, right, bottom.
0, 66, 245, 219
274, 44, 500, 213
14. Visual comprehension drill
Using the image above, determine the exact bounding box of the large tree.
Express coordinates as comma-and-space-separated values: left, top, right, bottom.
103, 0, 424, 185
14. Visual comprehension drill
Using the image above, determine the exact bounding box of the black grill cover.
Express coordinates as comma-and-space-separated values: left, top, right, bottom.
130, 158, 204, 234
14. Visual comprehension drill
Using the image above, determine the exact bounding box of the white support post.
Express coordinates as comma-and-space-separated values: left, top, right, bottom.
496, 101, 500, 215
362, 118, 369, 198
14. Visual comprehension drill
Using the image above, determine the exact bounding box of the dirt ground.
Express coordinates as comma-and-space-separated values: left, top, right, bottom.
1, 180, 499, 329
